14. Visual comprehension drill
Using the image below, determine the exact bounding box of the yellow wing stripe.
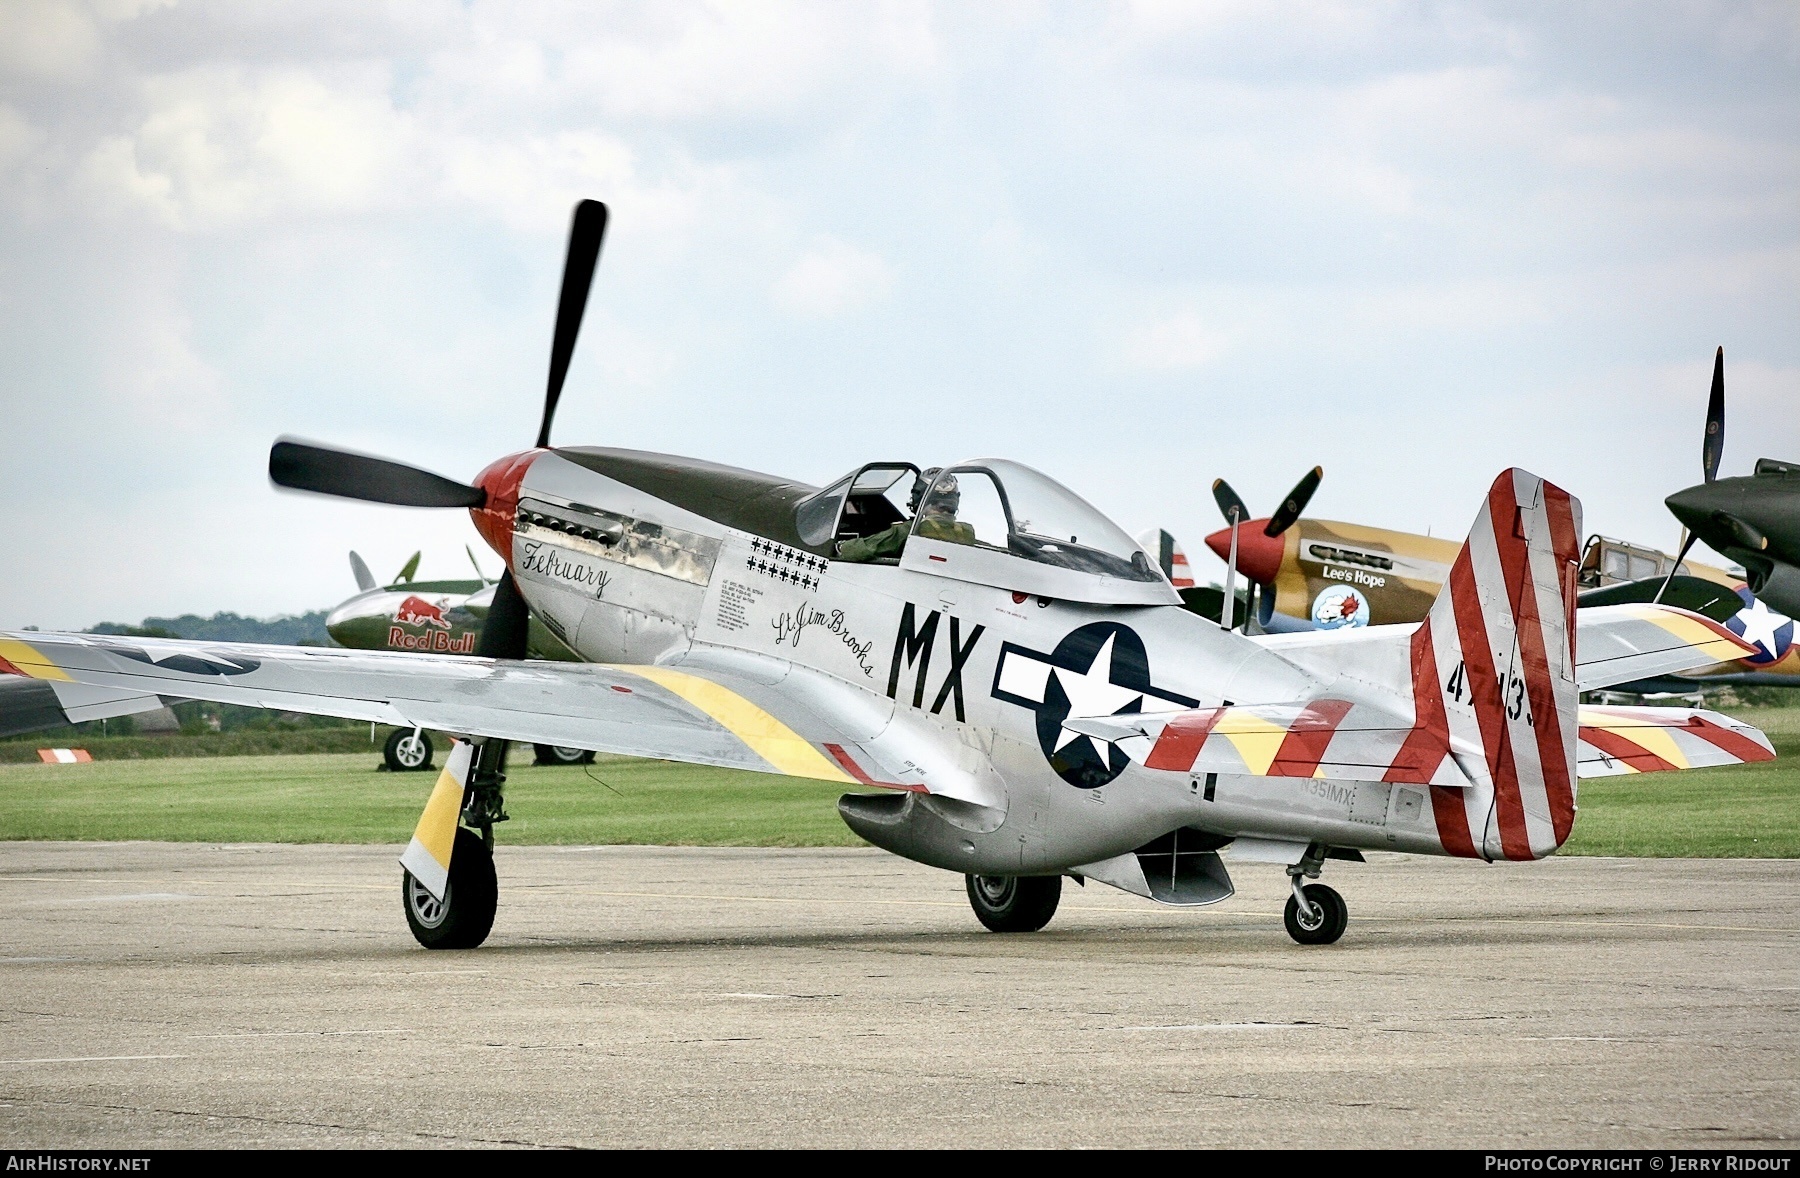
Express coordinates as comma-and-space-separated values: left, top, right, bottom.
1624, 604, 1753, 662
0, 638, 72, 681
615, 666, 854, 783
1215, 708, 1289, 776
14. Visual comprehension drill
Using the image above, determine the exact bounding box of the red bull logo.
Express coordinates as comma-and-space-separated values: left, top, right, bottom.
387, 626, 475, 654
395, 595, 452, 630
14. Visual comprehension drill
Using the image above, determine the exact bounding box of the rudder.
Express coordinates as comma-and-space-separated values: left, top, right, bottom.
1403, 469, 1583, 860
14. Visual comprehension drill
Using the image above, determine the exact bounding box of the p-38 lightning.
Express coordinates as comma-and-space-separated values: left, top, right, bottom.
0, 201, 1775, 950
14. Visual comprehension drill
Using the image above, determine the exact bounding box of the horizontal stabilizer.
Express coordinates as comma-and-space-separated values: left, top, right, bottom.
1576, 706, 1774, 777
1070, 698, 1471, 788
1575, 603, 1758, 689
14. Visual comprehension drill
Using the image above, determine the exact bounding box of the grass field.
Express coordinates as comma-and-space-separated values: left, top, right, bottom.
0, 752, 860, 847
0, 710, 1795, 856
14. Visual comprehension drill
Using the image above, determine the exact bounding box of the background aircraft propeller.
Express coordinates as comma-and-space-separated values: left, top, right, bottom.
1656, 348, 1725, 603
1206, 467, 1324, 630
268, 198, 612, 661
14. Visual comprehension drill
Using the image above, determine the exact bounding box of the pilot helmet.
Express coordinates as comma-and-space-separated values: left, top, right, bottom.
909, 467, 943, 514
925, 472, 961, 515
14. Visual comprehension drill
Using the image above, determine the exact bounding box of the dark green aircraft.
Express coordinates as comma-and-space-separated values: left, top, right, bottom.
1662, 348, 1800, 618
324, 549, 588, 770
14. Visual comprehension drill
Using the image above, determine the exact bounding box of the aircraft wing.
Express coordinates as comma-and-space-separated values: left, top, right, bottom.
0, 631, 999, 807
1574, 604, 1758, 691
1576, 706, 1775, 776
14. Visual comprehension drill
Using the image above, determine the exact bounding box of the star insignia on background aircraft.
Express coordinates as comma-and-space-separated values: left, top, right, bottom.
1727, 588, 1795, 666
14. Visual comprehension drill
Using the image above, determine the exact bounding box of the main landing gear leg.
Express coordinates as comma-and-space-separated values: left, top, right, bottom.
402, 737, 506, 950
1283, 843, 1347, 946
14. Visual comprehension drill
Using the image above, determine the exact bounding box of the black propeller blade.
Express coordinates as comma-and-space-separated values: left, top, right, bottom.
475, 571, 532, 660
537, 199, 610, 449
1265, 466, 1324, 537
1702, 346, 1725, 485
269, 439, 486, 508
1211, 478, 1248, 524
1652, 530, 1700, 604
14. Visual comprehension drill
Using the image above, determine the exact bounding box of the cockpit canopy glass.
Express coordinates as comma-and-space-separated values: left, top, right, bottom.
795, 463, 920, 547
913, 459, 1161, 583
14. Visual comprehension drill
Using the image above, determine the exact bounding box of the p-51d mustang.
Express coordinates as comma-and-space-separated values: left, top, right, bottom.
0, 201, 1774, 950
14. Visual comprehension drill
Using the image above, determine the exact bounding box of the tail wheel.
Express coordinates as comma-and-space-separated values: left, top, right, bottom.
533, 743, 595, 766
1283, 882, 1347, 945
965, 874, 1061, 933
384, 728, 434, 772
403, 827, 497, 950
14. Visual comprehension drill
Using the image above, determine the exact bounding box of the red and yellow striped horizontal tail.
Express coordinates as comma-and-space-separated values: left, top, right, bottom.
1397, 468, 1583, 862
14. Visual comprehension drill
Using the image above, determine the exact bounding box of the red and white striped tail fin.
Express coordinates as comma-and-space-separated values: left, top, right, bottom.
1136, 528, 1196, 589
1401, 469, 1583, 861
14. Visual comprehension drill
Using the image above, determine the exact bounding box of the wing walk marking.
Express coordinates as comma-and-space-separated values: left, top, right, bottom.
614, 665, 854, 784
0, 639, 72, 681
1621, 604, 1757, 663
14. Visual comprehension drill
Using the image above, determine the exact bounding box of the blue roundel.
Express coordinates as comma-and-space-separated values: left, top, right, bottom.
1725, 586, 1794, 667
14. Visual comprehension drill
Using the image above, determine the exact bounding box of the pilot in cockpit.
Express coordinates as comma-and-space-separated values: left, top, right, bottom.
836, 468, 973, 561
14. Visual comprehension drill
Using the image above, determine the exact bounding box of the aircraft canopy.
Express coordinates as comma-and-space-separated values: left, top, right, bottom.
898, 458, 1180, 606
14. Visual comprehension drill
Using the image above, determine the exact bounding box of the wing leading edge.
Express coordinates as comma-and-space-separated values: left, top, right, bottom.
0, 631, 999, 800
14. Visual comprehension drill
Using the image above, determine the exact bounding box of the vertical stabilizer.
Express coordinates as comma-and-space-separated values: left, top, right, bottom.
1394, 470, 1583, 860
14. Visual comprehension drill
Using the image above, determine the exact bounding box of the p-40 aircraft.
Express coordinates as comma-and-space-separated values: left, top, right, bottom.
0, 202, 1775, 951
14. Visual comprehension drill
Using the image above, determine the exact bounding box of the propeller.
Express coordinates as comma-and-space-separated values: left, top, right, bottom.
348, 551, 376, 593
1208, 467, 1324, 631
1702, 345, 1725, 485
539, 199, 608, 449
1656, 347, 1725, 604
1266, 466, 1324, 538
1210, 480, 1244, 631
466, 545, 494, 585
269, 440, 485, 508
394, 551, 421, 584
268, 198, 612, 660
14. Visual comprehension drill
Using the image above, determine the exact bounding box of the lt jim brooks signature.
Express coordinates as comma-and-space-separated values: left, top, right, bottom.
771, 601, 875, 677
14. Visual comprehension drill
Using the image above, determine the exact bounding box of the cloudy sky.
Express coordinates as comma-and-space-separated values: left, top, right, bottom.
2, 0, 1795, 629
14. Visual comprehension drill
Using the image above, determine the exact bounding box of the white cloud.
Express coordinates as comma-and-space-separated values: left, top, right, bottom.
1121, 310, 1231, 371
771, 238, 893, 318
77, 66, 414, 228
0, 0, 101, 80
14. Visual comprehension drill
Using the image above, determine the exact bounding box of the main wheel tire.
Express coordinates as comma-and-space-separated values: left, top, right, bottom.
403, 827, 497, 950
533, 743, 595, 766
965, 874, 1061, 933
1283, 882, 1347, 945
384, 728, 434, 772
